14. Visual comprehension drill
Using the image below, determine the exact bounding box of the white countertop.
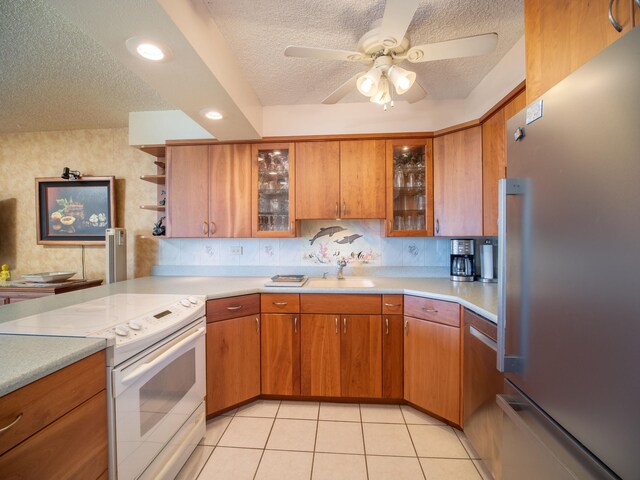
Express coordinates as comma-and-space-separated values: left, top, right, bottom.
0, 275, 497, 397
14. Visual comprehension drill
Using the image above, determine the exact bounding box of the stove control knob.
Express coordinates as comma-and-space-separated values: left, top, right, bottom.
128, 321, 142, 331
188, 297, 198, 304
180, 299, 191, 307
115, 325, 129, 337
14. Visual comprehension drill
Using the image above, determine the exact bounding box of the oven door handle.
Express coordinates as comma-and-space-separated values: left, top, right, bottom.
120, 327, 205, 387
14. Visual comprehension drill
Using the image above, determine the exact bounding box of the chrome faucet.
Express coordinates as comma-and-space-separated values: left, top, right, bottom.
337, 259, 347, 279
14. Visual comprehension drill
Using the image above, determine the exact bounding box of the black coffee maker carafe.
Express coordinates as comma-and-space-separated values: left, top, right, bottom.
450, 239, 475, 282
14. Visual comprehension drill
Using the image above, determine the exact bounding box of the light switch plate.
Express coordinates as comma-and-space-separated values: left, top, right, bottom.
230, 246, 243, 255
526, 99, 543, 125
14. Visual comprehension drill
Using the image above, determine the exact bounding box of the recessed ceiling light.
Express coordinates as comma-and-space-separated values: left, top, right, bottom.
204, 110, 224, 120
126, 37, 172, 62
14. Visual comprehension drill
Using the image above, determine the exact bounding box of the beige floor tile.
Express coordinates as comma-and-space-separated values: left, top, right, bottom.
200, 415, 232, 446
360, 404, 405, 423
266, 419, 317, 452
454, 429, 481, 459
255, 450, 313, 480
174, 445, 213, 480
409, 425, 469, 458
318, 402, 361, 422
218, 416, 274, 448
315, 421, 365, 454
236, 399, 281, 418
363, 423, 416, 457
367, 455, 426, 480
401, 405, 445, 425
277, 401, 320, 420
472, 459, 494, 480
197, 447, 262, 480
312, 453, 367, 480
420, 458, 482, 480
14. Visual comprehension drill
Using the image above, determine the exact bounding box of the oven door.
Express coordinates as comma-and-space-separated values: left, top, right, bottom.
112, 318, 205, 480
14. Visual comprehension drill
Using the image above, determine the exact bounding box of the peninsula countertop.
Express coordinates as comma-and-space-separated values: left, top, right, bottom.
0, 275, 498, 397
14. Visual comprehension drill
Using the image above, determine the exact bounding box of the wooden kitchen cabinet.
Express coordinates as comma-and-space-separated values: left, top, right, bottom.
252, 143, 296, 237
404, 296, 461, 425
433, 126, 483, 236
300, 314, 341, 397
166, 144, 252, 238
296, 140, 385, 219
382, 315, 404, 399
385, 139, 434, 236
482, 88, 526, 236
206, 314, 261, 415
0, 350, 107, 479
340, 314, 382, 398
261, 313, 301, 396
525, 0, 633, 103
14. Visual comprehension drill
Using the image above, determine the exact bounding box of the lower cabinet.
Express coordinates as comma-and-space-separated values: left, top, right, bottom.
382, 315, 404, 399
261, 313, 301, 396
300, 314, 341, 397
404, 296, 462, 425
206, 314, 261, 415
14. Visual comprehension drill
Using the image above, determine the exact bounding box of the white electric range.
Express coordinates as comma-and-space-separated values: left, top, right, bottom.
0, 293, 207, 480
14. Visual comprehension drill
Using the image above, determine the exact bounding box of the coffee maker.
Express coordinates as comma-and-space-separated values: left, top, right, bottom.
450, 239, 475, 282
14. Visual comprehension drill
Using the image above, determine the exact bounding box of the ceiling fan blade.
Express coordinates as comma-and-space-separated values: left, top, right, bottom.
402, 81, 427, 103
285, 46, 367, 63
379, 0, 421, 48
322, 72, 363, 104
406, 33, 498, 63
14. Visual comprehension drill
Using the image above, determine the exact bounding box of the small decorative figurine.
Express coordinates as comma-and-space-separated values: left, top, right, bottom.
0, 264, 11, 283
152, 216, 166, 236
159, 190, 166, 206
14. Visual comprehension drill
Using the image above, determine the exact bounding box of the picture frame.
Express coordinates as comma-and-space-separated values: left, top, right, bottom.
35, 176, 116, 245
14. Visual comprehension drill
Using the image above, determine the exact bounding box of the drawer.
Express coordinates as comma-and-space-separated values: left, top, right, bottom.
0, 350, 105, 456
260, 294, 300, 313
404, 296, 460, 327
300, 294, 381, 314
206, 294, 260, 322
382, 294, 403, 315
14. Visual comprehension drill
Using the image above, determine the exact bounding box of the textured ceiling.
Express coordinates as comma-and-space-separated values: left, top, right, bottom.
204, 0, 524, 105
0, 0, 172, 134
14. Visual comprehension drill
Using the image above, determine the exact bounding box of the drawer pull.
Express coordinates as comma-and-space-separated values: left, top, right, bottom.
335, 317, 338, 334
256, 317, 260, 333
0, 413, 23, 433
343, 318, 347, 334
384, 303, 401, 307
294, 317, 298, 333
422, 308, 439, 313
226, 305, 243, 311
385, 318, 389, 335
273, 302, 288, 306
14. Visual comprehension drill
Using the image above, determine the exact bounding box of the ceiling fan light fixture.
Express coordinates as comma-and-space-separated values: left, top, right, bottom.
371, 77, 391, 105
357, 68, 382, 97
387, 65, 416, 95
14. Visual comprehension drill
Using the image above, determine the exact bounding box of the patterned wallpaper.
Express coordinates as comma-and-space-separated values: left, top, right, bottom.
0, 128, 159, 280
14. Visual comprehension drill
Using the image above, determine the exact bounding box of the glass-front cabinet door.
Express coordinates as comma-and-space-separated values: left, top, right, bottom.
252, 143, 296, 237
385, 139, 434, 236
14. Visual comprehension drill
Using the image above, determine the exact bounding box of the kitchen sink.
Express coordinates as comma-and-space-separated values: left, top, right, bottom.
307, 278, 375, 288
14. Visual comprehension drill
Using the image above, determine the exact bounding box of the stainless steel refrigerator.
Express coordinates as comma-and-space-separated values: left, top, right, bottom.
497, 26, 640, 480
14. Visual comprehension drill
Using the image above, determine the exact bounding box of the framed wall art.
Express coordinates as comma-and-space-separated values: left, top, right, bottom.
35, 176, 116, 245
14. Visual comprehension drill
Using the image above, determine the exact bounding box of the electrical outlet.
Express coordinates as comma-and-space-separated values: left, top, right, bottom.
230, 246, 243, 255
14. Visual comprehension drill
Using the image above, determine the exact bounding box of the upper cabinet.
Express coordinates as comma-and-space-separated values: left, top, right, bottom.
252, 143, 296, 237
525, 0, 633, 103
296, 140, 386, 220
482, 89, 526, 236
166, 144, 252, 238
385, 139, 434, 236
433, 127, 483, 237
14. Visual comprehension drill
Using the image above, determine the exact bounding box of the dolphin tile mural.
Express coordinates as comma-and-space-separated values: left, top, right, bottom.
302, 221, 382, 266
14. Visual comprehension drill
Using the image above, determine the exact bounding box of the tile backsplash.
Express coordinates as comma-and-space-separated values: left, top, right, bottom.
157, 220, 482, 274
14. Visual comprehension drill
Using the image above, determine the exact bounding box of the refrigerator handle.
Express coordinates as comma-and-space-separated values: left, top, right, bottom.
498, 178, 531, 373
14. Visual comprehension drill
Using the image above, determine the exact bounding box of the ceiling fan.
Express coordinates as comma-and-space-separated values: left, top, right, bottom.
284, 0, 498, 109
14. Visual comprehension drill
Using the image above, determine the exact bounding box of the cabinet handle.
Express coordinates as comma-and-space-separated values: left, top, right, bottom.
384, 303, 401, 307
335, 202, 339, 218
435, 218, 440, 235
226, 305, 242, 311
0, 413, 22, 433
422, 308, 439, 313
202, 221, 209, 235
404, 319, 409, 335
290, 221, 294, 231
273, 301, 288, 306
608, 0, 623, 32
385, 318, 389, 335
342, 200, 347, 216
256, 317, 260, 333
343, 317, 347, 334
335, 317, 339, 334
294, 317, 298, 333
210, 221, 217, 235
